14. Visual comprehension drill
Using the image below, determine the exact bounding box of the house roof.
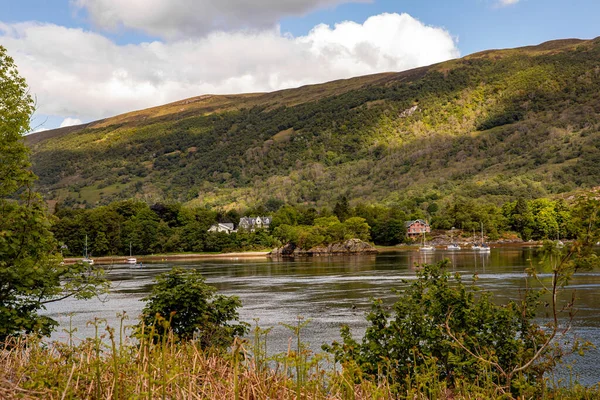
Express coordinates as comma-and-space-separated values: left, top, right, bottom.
210, 223, 235, 230
239, 216, 272, 225
405, 219, 429, 228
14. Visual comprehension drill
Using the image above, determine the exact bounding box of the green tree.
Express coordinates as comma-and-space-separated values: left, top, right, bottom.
343, 217, 370, 241
0, 46, 108, 339
507, 197, 534, 240
333, 196, 350, 222
137, 268, 248, 348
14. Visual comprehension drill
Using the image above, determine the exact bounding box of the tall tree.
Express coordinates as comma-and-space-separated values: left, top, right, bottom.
333, 195, 350, 222
0, 46, 108, 339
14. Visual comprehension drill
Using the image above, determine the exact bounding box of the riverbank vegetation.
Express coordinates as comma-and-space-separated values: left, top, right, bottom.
51, 192, 591, 257
2, 233, 600, 399
2, 324, 598, 399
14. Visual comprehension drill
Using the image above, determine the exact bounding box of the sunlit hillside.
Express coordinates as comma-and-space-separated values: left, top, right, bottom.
28, 37, 600, 208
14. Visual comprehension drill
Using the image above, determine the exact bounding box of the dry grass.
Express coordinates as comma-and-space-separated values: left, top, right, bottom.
0, 325, 393, 400
1, 319, 599, 399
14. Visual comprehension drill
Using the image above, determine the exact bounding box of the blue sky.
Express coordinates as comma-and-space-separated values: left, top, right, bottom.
1, 0, 598, 130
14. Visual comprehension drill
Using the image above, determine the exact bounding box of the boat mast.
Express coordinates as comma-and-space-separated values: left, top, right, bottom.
481, 222, 484, 244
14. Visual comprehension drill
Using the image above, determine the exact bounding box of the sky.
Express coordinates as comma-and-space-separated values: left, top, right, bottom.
1, 0, 599, 132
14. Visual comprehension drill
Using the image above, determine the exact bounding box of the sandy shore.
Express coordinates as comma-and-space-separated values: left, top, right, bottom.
63, 251, 270, 265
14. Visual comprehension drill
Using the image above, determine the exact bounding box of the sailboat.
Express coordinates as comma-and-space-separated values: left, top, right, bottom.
82, 235, 94, 265
420, 231, 435, 251
476, 222, 491, 252
447, 229, 461, 250
472, 228, 482, 250
126, 242, 137, 264
556, 228, 564, 248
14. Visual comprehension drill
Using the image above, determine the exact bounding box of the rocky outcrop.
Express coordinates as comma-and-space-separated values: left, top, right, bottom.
269, 239, 378, 257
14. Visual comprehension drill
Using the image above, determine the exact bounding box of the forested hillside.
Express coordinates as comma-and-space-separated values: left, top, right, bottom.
28, 37, 600, 209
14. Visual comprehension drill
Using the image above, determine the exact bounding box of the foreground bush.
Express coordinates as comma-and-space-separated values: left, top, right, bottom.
137, 268, 248, 348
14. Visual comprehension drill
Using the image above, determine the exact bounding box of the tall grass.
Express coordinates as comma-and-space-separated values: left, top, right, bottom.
1, 316, 599, 399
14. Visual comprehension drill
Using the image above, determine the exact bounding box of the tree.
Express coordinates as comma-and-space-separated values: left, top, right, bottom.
137, 268, 248, 348
0, 46, 108, 339
333, 196, 350, 222
508, 197, 534, 240
343, 217, 370, 241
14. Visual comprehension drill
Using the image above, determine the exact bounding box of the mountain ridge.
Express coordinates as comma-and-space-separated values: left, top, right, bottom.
28, 36, 600, 209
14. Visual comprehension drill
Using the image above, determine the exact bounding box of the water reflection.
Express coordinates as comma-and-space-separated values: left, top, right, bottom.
43, 247, 600, 385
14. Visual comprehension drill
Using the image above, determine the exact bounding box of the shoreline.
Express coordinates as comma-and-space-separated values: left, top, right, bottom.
64, 241, 554, 265
63, 251, 270, 265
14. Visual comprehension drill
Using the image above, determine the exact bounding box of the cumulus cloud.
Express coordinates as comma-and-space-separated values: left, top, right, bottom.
72, 0, 370, 39
59, 117, 83, 127
0, 13, 459, 122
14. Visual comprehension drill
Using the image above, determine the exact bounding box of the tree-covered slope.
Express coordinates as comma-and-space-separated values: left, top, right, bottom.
28, 37, 600, 208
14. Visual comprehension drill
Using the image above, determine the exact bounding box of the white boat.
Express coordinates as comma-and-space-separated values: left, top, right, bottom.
82, 235, 94, 265
478, 243, 491, 252
420, 232, 435, 251
447, 244, 461, 250
476, 223, 491, 252
556, 229, 564, 248
471, 229, 482, 250
126, 242, 137, 264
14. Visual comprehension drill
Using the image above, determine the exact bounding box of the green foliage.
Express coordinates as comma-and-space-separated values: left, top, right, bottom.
273, 215, 372, 249
137, 268, 248, 348
0, 46, 108, 340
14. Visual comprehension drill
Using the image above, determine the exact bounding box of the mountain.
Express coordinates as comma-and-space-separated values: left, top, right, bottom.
28, 37, 600, 209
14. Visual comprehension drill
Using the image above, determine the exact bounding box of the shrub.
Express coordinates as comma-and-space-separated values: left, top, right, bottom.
324, 260, 561, 397
137, 268, 248, 348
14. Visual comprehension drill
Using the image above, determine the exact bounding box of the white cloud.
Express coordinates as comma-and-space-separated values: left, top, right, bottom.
0, 13, 459, 122
72, 0, 371, 39
496, 0, 520, 7
59, 117, 83, 128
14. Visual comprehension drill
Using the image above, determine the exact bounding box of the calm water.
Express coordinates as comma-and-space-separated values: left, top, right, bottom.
44, 247, 600, 385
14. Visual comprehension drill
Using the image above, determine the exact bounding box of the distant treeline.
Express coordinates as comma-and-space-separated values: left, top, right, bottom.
53, 194, 580, 257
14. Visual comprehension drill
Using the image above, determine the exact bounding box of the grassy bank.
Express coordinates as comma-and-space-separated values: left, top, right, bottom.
2, 319, 599, 399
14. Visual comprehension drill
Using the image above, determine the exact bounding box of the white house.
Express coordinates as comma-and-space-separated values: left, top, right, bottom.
208, 223, 235, 234
238, 216, 272, 232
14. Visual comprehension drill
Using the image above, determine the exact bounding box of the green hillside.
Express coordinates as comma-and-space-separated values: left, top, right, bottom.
28, 37, 600, 209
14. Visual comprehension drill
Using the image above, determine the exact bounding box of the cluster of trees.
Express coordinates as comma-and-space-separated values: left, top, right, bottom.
51, 192, 585, 257
52, 201, 279, 256
274, 216, 370, 249
432, 196, 576, 241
